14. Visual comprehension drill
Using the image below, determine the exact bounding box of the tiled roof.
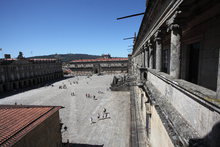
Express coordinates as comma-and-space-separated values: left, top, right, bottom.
71, 58, 128, 63
0, 105, 62, 146
0, 58, 16, 61
29, 58, 57, 61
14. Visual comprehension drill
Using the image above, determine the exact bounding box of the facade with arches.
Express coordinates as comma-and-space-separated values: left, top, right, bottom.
0, 57, 63, 93
69, 55, 128, 75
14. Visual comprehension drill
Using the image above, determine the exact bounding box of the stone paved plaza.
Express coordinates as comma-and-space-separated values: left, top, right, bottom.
0, 74, 130, 147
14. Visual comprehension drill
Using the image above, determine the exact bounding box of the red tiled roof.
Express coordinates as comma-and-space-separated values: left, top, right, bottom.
29, 58, 57, 61
0, 58, 57, 61
71, 58, 128, 63
0, 105, 62, 146
1, 58, 17, 61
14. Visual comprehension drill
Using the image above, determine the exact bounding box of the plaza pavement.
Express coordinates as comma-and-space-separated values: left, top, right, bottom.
0, 74, 130, 147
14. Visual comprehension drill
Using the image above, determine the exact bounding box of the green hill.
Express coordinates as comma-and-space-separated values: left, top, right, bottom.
29, 54, 101, 63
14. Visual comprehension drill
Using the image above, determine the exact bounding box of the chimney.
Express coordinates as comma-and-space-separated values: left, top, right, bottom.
4, 54, 11, 59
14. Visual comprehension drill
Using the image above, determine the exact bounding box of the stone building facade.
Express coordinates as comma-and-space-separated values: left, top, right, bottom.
130, 0, 220, 146
69, 54, 128, 75
0, 105, 62, 147
0, 56, 63, 93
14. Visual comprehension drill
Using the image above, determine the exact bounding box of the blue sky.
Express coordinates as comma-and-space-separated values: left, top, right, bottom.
0, 0, 145, 58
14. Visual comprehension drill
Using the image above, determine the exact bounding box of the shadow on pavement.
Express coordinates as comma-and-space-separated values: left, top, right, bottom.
0, 78, 67, 99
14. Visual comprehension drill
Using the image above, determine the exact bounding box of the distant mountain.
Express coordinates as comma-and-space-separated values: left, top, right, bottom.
29, 54, 101, 62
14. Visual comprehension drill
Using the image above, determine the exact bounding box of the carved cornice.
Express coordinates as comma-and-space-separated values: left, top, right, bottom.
166, 10, 182, 32
141, 46, 145, 52
154, 29, 162, 42
144, 43, 148, 51
147, 40, 153, 48
166, 10, 182, 25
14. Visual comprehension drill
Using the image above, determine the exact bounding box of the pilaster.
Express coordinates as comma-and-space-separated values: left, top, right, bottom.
148, 40, 154, 69
144, 44, 148, 68
154, 30, 162, 71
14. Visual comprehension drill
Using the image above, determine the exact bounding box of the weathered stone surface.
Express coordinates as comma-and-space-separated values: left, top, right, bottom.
148, 40, 154, 69
154, 30, 162, 71
169, 24, 181, 78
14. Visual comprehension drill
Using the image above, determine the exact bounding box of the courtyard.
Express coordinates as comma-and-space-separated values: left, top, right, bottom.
0, 74, 130, 147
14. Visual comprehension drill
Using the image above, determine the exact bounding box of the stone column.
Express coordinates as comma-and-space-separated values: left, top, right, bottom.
143, 47, 146, 68
142, 48, 144, 67
169, 24, 181, 78
167, 11, 182, 78
141, 47, 145, 67
154, 30, 162, 71
138, 54, 140, 68
148, 40, 154, 69
144, 44, 149, 68
216, 49, 220, 99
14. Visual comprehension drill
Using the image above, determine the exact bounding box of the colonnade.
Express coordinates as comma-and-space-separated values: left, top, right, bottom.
133, 11, 182, 79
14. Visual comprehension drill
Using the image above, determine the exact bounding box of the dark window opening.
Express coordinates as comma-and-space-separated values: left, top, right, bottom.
143, 72, 147, 80
13, 83, 17, 89
146, 114, 150, 137
141, 94, 144, 110
187, 43, 200, 84
162, 49, 170, 74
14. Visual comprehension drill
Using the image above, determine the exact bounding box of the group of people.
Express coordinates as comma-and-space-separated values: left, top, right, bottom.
59, 84, 67, 89
90, 108, 110, 124
98, 90, 104, 94
68, 81, 78, 85
71, 92, 75, 96
86, 93, 97, 100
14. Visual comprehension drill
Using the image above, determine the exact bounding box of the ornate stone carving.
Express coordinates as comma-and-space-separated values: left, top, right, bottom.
144, 43, 148, 51
147, 40, 153, 48
166, 10, 182, 32
154, 30, 162, 43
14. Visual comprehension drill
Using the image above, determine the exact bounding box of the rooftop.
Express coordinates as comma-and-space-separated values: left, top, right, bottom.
0, 105, 62, 146
71, 58, 128, 63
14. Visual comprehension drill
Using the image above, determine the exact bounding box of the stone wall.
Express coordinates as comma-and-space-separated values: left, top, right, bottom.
70, 61, 128, 75
150, 106, 174, 147
0, 59, 63, 93
132, 85, 175, 146
146, 70, 220, 136
14, 112, 62, 147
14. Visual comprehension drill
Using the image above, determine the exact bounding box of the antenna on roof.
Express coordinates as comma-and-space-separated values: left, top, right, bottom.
123, 37, 134, 40
123, 32, 136, 41
0, 48, 2, 58
117, 12, 144, 20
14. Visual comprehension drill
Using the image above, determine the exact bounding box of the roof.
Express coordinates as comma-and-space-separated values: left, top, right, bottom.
29, 58, 57, 61
71, 58, 128, 63
0, 58, 57, 61
0, 58, 17, 61
0, 105, 63, 146
0, 58, 58, 65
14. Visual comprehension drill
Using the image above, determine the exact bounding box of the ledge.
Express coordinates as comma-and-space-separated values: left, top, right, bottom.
141, 68, 220, 113
143, 81, 200, 146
